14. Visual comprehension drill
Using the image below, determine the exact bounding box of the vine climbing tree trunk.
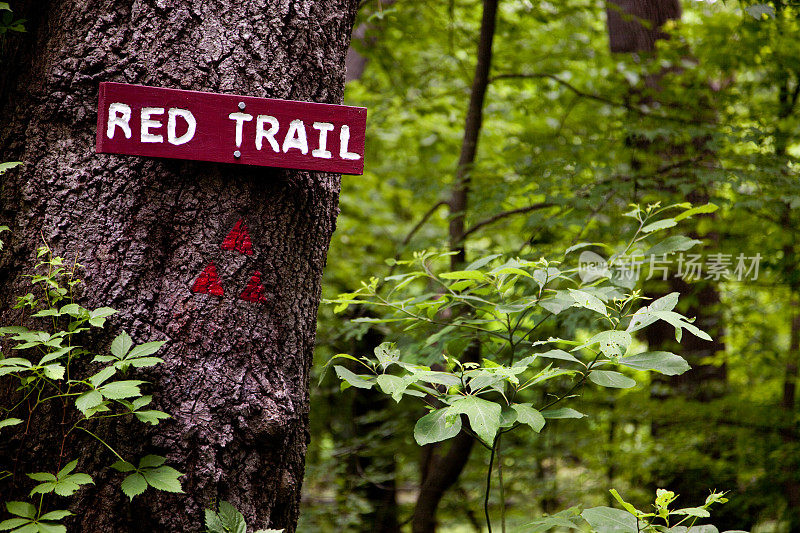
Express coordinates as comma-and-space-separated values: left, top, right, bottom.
0, 1, 358, 532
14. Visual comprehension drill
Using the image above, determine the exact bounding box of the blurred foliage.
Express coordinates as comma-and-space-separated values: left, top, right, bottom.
302, 0, 800, 531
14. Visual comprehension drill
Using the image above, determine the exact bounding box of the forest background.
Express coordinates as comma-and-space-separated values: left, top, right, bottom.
300, 0, 800, 532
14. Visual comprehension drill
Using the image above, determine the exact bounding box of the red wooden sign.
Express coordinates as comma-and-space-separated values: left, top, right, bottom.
96, 82, 366, 175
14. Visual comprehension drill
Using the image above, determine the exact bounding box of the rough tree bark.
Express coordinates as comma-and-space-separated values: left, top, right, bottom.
0, 1, 357, 532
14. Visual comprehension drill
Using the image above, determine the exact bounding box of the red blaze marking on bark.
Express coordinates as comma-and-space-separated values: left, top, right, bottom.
192, 262, 224, 296
240, 271, 267, 303
221, 219, 253, 256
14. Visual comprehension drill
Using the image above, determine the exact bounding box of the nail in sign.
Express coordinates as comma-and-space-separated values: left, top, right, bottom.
96, 82, 367, 175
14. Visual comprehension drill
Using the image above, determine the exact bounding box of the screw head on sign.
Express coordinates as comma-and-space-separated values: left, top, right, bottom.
238, 101, 246, 110
234, 150, 241, 158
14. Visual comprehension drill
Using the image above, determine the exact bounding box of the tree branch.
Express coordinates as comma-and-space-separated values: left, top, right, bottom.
489, 72, 697, 125
460, 202, 556, 242
382, 200, 448, 283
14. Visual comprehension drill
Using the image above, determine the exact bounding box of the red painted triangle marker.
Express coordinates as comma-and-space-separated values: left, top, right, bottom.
191, 262, 224, 296
239, 271, 267, 303
221, 219, 253, 256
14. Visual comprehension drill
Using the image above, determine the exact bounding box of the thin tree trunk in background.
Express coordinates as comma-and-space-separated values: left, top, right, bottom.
606, 0, 681, 54
605, 2, 735, 528
0, 1, 357, 531
411, 1, 499, 531
606, 0, 728, 400
780, 207, 800, 526
448, 0, 499, 268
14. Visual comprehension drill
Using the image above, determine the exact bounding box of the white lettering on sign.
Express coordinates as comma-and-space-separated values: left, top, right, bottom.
339, 125, 361, 160
100, 90, 364, 172
256, 115, 280, 152
312, 122, 334, 159
107, 103, 132, 139
283, 119, 309, 154
141, 107, 165, 143
228, 112, 254, 148
106, 104, 196, 145
167, 108, 196, 145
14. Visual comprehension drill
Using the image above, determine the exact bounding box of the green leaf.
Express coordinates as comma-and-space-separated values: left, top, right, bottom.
499, 405, 517, 427
376, 374, 405, 398
134, 410, 170, 425
641, 219, 677, 233
12, 524, 38, 533
589, 370, 637, 389
110, 332, 133, 358
0, 161, 22, 174
568, 289, 607, 316
120, 473, 147, 500
439, 270, 487, 281
525, 508, 583, 531
542, 408, 585, 419
217, 501, 247, 533
0, 518, 31, 531
120, 357, 163, 369
674, 507, 711, 518
0, 418, 22, 431
131, 395, 153, 410
645, 236, 702, 257
465, 253, 501, 270
674, 203, 717, 222
38, 347, 74, 366
31, 309, 59, 318
138, 455, 166, 469
89, 366, 116, 388
110, 460, 136, 473
535, 349, 581, 364
75, 390, 104, 417
98, 380, 145, 400
511, 404, 545, 432
35, 522, 67, 533
38, 511, 71, 522
52, 477, 88, 497
26, 472, 56, 483
414, 408, 462, 446
88, 307, 116, 327
649, 310, 713, 341
56, 460, 77, 478
609, 489, 641, 516
29, 482, 56, 496
627, 293, 679, 332
6, 502, 35, 519
619, 352, 690, 376
141, 466, 183, 493
575, 331, 632, 358
59, 303, 83, 316
42, 364, 65, 380
373, 342, 399, 370
449, 396, 501, 445
333, 366, 375, 390
205, 508, 226, 533
127, 341, 166, 359
581, 506, 638, 533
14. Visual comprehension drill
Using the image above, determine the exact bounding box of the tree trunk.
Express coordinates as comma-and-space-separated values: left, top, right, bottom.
410, 0, 499, 530
780, 207, 800, 527
0, 1, 357, 532
605, 0, 681, 54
